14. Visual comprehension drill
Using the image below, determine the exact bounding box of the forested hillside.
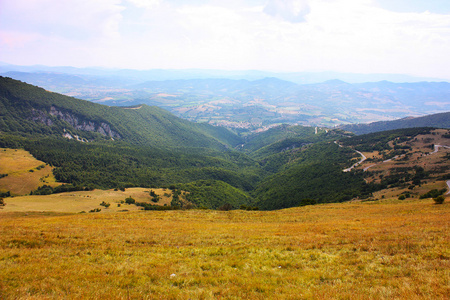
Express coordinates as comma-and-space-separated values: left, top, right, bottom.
1, 77, 448, 210
0, 76, 240, 149
252, 142, 366, 210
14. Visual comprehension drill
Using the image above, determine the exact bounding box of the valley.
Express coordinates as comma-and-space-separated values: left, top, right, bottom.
0, 76, 449, 212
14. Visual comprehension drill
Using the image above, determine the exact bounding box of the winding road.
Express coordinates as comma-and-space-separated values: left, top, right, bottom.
343, 150, 367, 172
431, 144, 450, 154
447, 180, 450, 195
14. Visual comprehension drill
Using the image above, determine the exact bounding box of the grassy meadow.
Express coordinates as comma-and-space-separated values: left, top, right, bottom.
1, 198, 449, 299
1, 188, 178, 213
0, 148, 60, 195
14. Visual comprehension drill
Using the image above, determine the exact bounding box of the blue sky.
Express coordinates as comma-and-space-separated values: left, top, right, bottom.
1, 0, 450, 79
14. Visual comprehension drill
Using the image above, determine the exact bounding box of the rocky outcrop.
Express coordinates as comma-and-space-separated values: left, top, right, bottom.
31, 106, 121, 140
30, 109, 54, 126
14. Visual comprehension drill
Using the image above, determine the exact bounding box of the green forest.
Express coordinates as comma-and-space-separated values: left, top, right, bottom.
0, 76, 444, 210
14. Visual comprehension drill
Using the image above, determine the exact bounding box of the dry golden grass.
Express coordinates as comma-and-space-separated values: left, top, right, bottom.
1, 188, 179, 213
1, 198, 449, 299
0, 148, 60, 195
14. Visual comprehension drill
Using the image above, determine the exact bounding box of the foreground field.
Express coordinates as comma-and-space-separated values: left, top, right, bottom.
0, 198, 449, 299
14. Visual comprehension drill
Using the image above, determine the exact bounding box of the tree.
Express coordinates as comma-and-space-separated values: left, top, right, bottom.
434, 196, 445, 204
125, 197, 135, 204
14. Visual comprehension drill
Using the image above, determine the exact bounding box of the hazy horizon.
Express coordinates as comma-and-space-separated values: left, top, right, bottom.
1, 0, 450, 80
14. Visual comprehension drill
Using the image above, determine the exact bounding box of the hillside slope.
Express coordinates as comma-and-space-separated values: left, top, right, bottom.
0, 76, 240, 149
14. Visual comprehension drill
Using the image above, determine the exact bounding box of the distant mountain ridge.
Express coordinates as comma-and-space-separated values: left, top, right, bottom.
2, 70, 449, 128
1, 62, 446, 83
340, 112, 450, 135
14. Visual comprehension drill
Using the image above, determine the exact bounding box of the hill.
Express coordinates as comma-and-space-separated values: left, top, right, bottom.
0, 76, 240, 149
340, 111, 450, 135
340, 127, 450, 200
252, 142, 366, 209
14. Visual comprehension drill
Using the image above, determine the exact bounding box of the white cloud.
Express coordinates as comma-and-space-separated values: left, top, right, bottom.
1, 0, 450, 79
0, 0, 124, 41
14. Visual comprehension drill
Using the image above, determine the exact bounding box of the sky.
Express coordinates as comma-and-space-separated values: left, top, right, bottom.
1, 0, 450, 79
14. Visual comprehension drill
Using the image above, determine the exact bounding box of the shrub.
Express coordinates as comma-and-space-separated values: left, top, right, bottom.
125, 197, 135, 204
100, 201, 110, 208
218, 203, 233, 211
0, 197, 5, 207
398, 195, 406, 200
434, 196, 445, 204
299, 198, 317, 206
239, 205, 259, 211
420, 189, 446, 199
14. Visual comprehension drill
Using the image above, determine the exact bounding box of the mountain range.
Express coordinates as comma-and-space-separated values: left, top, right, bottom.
1, 76, 449, 210
2, 65, 449, 129
0, 62, 445, 83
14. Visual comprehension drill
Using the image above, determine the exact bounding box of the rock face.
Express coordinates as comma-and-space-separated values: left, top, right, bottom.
31, 106, 121, 140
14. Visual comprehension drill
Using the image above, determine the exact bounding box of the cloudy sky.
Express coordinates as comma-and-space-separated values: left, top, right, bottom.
1, 0, 450, 79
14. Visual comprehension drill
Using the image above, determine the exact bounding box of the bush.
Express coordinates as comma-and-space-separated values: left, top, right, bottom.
218, 203, 233, 211
420, 189, 447, 199
434, 196, 445, 204
240, 205, 259, 211
0, 191, 10, 198
299, 198, 317, 206
125, 197, 135, 204
100, 201, 110, 208
398, 195, 406, 200
0, 197, 5, 207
